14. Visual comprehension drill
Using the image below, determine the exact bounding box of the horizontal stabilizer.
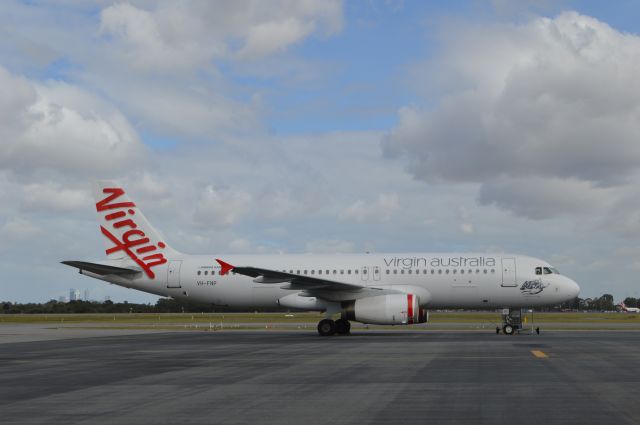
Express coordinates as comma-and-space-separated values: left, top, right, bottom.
61, 261, 142, 277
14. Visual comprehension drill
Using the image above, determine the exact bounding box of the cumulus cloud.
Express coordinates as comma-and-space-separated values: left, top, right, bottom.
477, 176, 618, 220
99, 0, 343, 70
384, 12, 640, 219
20, 183, 91, 213
193, 185, 252, 228
1, 1, 344, 144
339, 193, 400, 223
0, 66, 144, 177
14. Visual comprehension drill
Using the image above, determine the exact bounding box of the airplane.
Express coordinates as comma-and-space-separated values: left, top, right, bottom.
617, 302, 640, 313
63, 182, 580, 336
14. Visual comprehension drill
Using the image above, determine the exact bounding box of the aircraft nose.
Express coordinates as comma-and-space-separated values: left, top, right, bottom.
566, 277, 580, 298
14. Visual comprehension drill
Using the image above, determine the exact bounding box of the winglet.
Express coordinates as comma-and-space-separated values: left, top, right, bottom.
216, 258, 235, 275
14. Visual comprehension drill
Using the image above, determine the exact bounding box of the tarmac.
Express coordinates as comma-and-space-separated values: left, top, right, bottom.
2, 327, 640, 425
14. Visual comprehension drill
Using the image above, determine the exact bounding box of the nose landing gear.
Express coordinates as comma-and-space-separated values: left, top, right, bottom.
498, 308, 539, 335
499, 308, 522, 335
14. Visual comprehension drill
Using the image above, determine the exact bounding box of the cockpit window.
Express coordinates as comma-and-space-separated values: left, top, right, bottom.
537, 266, 560, 275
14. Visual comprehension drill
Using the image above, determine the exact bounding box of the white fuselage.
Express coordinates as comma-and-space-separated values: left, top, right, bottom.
85, 253, 580, 309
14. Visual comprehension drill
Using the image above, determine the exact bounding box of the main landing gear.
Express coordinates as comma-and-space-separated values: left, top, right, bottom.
317, 318, 351, 336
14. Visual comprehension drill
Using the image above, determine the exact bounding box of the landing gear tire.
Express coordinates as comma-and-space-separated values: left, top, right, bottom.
335, 319, 351, 335
503, 324, 515, 335
317, 319, 336, 336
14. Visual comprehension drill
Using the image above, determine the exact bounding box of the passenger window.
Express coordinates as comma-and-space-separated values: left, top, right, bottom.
408, 269, 412, 274
326, 270, 330, 274
348, 270, 351, 274
333, 270, 337, 274
197, 271, 201, 276
424, 269, 428, 274
468, 269, 472, 274
311, 270, 315, 275
386, 270, 390, 275
491, 269, 495, 274
362, 269, 366, 274
318, 270, 322, 275
304, 270, 308, 275
393, 269, 397, 274
446, 269, 449, 274
355, 269, 359, 274
340, 270, 344, 274
431, 270, 435, 274
296, 270, 300, 274
438, 269, 442, 274
483, 269, 487, 274
415, 269, 419, 274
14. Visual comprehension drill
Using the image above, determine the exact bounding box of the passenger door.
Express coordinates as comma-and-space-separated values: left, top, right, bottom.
501, 257, 517, 287
167, 260, 182, 288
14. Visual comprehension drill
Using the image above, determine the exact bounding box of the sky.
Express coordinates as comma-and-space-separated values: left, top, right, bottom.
2, 0, 640, 303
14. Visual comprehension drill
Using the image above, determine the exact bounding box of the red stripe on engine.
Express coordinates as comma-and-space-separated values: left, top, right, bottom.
407, 294, 414, 324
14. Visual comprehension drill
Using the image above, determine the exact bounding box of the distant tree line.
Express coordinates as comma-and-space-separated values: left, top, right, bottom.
1, 293, 627, 314
1, 299, 286, 314
558, 294, 617, 311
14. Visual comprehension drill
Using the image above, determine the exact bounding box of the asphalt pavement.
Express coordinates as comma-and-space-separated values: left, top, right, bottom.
2, 329, 640, 424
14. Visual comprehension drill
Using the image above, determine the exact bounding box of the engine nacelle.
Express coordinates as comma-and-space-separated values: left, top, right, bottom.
343, 294, 427, 325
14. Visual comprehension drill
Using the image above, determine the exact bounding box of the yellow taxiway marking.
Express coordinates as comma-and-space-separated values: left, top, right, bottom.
531, 350, 548, 358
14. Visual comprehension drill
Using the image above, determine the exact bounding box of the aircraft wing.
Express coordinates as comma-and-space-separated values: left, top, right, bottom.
215, 259, 408, 302
216, 259, 364, 291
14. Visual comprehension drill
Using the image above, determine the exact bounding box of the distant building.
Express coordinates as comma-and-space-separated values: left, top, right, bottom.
58, 296, 67, 303
83, 289, 90, 301
69, 288, 81, 301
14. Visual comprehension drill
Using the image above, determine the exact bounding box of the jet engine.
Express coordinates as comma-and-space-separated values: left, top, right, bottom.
342, 294, 427, 325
